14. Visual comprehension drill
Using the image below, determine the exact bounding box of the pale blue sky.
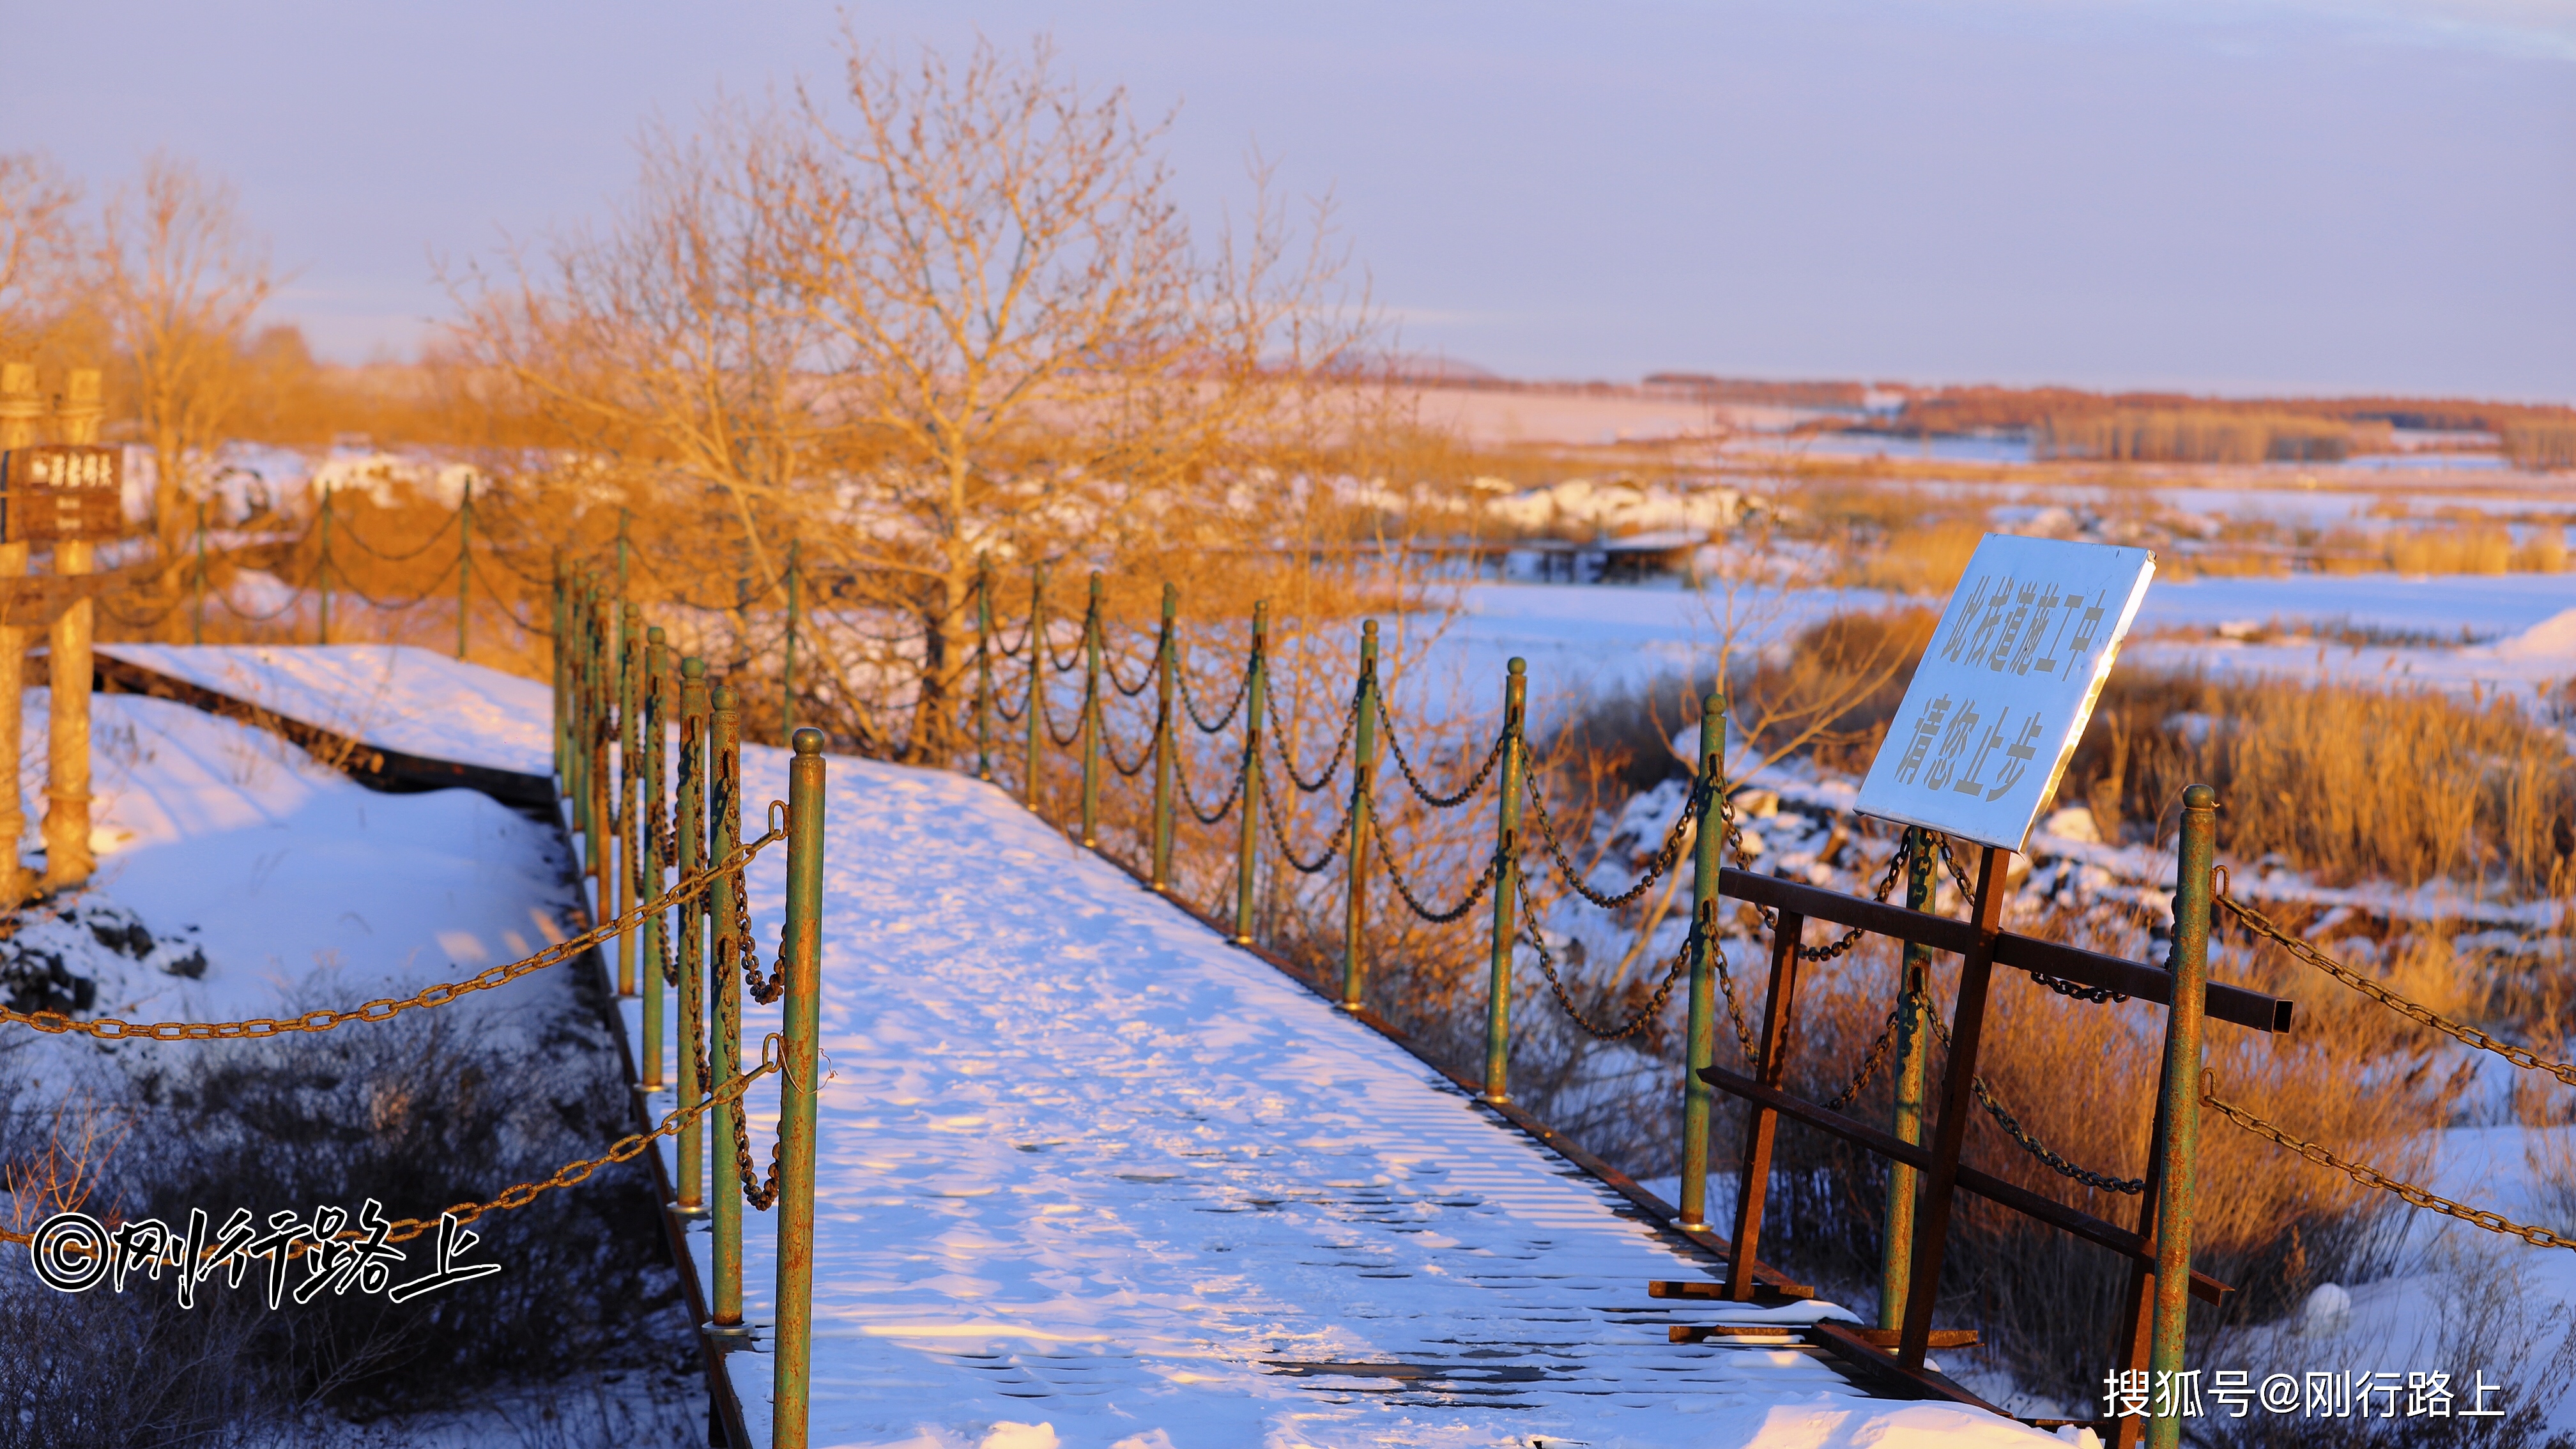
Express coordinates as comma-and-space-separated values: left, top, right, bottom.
15, 1, 2573, 398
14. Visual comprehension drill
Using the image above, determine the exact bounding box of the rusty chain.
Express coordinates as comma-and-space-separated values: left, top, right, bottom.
1375, 700, 1505, 810
1178, 660, 1252, 735
1367, 809, 1500, 924
1103, 711, 1160, 779
0, 830, 783, 1043
2204, 1073, 2576, 1250
1104, 632, 1162, 699
1900, 1006, 2148, 1193
1824, 990, 1938, 1113
2221, 893, 2576, 1087
1173, 737, 1249, 825
1267, 688, 1361, 793
1519, 759, 1703, 911
1517, 871, 1698, 1043
0, 1054, 790, 1254
1928, 832, 2128, 1002
1257, 761, 1354, 876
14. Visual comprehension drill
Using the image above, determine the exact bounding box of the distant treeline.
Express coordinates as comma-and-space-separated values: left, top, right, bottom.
1639, 373, 1869, 409
1890, 386, 2576, 440
2034, 410, 2367, 464
2503, 421, 2576, 470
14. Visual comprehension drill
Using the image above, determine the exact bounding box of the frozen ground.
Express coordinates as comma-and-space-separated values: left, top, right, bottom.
1409, 577, 2576, 713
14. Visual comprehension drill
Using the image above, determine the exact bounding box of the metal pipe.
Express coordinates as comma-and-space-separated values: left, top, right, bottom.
2147, 785, 2217, 1449
974, 556, 993, 781
1080, 572, 1103, 847
1233, 602, 1267, 944
193, 500, 206, 646
617, 602, 641, 997
709, 684, 746, 1330
1340, 620, 1379, 1010
674, 656, 710, 1216
640, 629, 669, 1091
456, 481, 470, 660
1150, 583, 1176, 891
770, 727, 827, 1449
1023, 565, 1046, 811
783, 537, 801, 739
1881, 827, 1934, 1329
551, 551, 566, 788
316, 489, 332, 646
1482, 657, 1527, 1102
1678, 690, 1726, 1229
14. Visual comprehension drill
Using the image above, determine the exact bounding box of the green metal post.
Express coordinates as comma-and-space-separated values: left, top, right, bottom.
640, 629, 670, 1091
2147, 785, 2217, 1449
1233, 602, 1267, 944
589, 584, 612, 914
571, 572, 591, 839
456, 481, 471, 661
316, 489, 332, 646
1149, 584, 1177, 891
974, 556, 994, 781
675, 656, 709, 1216
1482, 657, 1528, 1103
551, 551, 567, 788
772, 726, 827, 1449
1679, 691, 1726, 1228
784, 538, 800, 739
1340, 620, 1379, 1010
1882, 827, 1935, 1327
192, 501, 205, 645
617, 602, 642, 997
1023, 565, 1046, 811
1080, 572, 1103, 847
709, 685, 747, 1334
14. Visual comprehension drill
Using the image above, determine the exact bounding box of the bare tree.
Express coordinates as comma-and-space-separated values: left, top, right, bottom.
93, 153, 279, 569
464, 33, 1371, 759
0, 153, 81, 359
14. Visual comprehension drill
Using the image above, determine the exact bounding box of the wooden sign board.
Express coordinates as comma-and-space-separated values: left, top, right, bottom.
0, 446, 125, 544
1854, 534, 2155, 853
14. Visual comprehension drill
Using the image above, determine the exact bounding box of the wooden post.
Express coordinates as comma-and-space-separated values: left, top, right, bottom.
1726, 908, 1806, 1300
40, 369, 102, 891
0, 364, 38, 903
770, 727, 827, 1449
1897, 843, 2011, 1368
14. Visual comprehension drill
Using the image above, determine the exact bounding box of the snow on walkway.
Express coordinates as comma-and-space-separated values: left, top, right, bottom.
626, 746, 2073, 1449
98, 643, 553, 778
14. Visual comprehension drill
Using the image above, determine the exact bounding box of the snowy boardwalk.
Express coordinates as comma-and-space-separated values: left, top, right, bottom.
631, 746, 2065, 1449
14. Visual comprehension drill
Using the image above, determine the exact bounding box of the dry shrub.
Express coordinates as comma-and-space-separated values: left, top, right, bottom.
2066, 668, 2576, 893
2388, 524, 2517, 576
1855, 520, 1985, 595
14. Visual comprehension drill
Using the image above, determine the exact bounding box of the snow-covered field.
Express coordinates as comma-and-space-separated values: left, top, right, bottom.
1402, 575, 2576, 715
